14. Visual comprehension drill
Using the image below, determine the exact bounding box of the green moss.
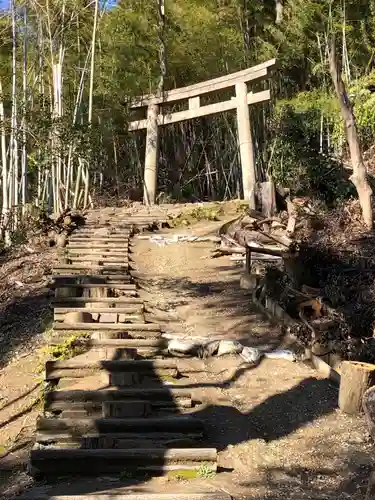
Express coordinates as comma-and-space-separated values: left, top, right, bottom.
158, 374, 177, 383
234, 200, 250, 214
39, 333, 90, 368
171, 204, 224, 227
167, 468, 200, 480
166, 464, 216, 481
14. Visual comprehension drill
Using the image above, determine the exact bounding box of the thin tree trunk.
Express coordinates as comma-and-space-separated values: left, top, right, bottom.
157, 0, 167, 95
21, 6, 28, 214
328, 37, 373, 229
10, 0, 18, 228
0, 78, 9, 242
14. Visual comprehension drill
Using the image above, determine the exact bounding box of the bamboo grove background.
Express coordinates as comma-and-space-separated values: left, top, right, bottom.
0, 0, 375, 239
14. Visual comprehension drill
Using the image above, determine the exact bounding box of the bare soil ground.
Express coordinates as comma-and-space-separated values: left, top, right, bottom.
131, 219, 374, 499
0, 245, 57, 498
0, 204, 374, 499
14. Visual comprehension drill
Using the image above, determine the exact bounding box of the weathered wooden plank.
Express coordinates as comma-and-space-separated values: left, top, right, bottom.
66, 249, 130, 255
66, 243, 130, 249
37, 415, 205, 433
53, 322, 159, 331
30, 462, 217, 479
52, 296, 143, 304
129, 90, 270, 130
52, 283, 135, 290
53, 265, 130, 272
30, 447, 217, 461
47, 336, 162, 348
66, 258, 130, 264
45, 398, 192, 413
46, 358, 176, 368
69, 235, 130, 240
19, 493, 228, 500
45, 361, 177, 381
46, 358, 176, 371
54, 307, 142, 314
52, 274, 132, 282
36, 430, 201, 442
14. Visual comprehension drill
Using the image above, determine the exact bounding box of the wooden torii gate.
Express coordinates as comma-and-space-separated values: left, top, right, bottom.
128, 58, 276, 206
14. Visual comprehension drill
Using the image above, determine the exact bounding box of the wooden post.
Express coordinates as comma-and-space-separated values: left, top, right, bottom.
260, 180, 276, 217
143, 104, 159, 205
235, 82, 256, 209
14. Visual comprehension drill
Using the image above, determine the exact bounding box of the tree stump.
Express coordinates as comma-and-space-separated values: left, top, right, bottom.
339, 361, 375, 415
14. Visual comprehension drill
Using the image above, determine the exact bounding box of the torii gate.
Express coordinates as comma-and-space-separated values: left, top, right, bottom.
128, 58, 276, 207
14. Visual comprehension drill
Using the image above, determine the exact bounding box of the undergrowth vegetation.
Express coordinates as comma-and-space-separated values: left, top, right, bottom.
41, 333, 90, 362
170, 204, 224, 226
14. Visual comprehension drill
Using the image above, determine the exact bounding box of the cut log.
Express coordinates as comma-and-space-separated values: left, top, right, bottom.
339, 361, 375, 414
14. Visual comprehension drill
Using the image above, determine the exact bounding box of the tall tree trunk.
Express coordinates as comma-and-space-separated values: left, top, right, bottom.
21, 6, 28, 214
328, 37, 373, 230
10, 0, 18, 228
156, 0, 167, 95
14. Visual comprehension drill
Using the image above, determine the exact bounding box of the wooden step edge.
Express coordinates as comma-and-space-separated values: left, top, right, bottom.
52, 276, 133, 282
47, 337, 160, 348
53, 266, 130, 272
54, 307, 142, 314
18, 493, 228, 500
36, 415, 204, 433
52, 297, 144, 304
51, 283, 136, 289
52, 322, 161, 331
45, 359, 177, 370
35, 430, 202, 440
30, 447, 217, 460
45, 398, 193, 412
45, 388, 192, 402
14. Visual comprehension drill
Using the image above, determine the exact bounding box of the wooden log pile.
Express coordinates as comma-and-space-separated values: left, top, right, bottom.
213, 206, 298, 267
47, 208, 86, 247
215, 198, 349, 367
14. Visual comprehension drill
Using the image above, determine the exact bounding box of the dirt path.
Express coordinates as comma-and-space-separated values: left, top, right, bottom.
0, 213, 374, 499
132, 221, 374, 499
